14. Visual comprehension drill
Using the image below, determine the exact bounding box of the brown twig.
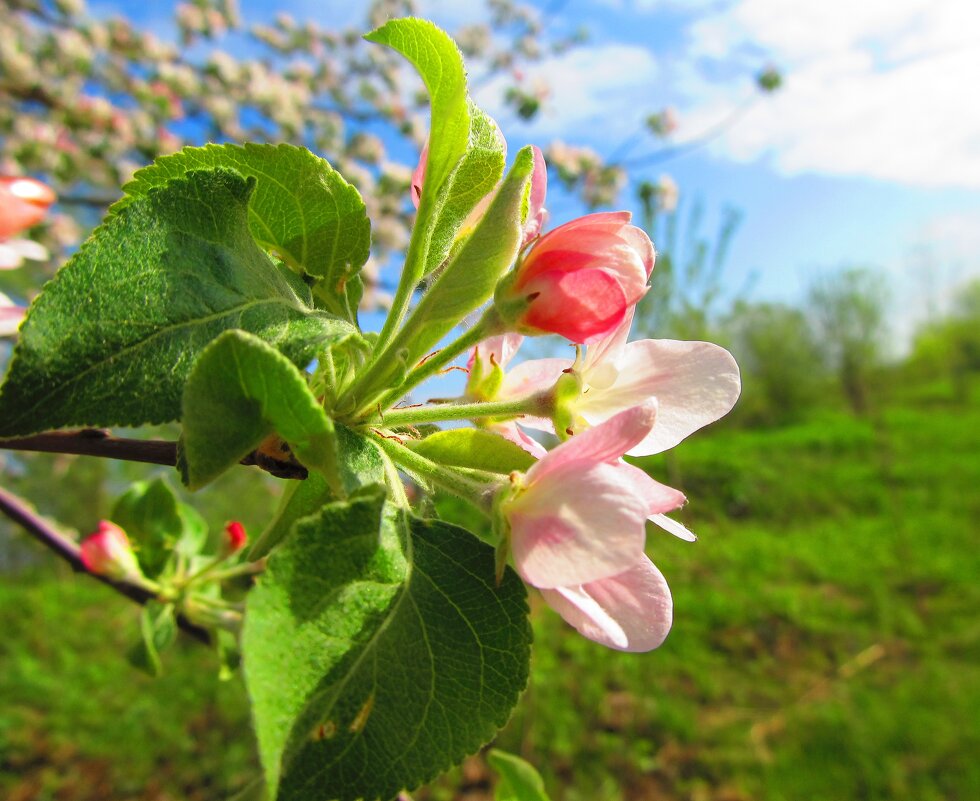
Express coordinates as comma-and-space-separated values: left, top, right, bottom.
0, 484, 211, 644
0, 428, 308, 480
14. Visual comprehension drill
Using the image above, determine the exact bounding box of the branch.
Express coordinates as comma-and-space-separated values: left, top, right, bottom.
0, 483, 211, 644
0, 428, 308, 480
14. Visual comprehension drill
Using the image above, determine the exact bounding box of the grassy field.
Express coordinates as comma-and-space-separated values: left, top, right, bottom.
1, 385, 978, 800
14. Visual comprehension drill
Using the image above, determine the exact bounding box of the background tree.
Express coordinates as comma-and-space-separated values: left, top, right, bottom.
807, 267, 888, 415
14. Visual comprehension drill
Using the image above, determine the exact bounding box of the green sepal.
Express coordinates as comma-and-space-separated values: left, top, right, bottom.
488, 749, 552, 801
242, 488, 532, 801
178, 330, 341, 492
0, 169, 351, 437
117, 143, 371, 322
127, 601, 178, 678
409, 428, 535, 474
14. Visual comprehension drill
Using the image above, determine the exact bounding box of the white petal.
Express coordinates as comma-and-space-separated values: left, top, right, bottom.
650, 513, 697, 542
579, 339, 741, 455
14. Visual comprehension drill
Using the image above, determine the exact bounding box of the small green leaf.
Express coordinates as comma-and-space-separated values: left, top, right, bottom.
399, 146, 536, 366
0, 169, 352, 438
127, 601, 178, 678
423, 102, 506, 278
112, 477, 207, 578
488, 749, 552, 801
365, 19, 469, 217
118, 143, 370, 321
242, 489, 531, 801
410, 429, 535, 474
179, 330, 340, 491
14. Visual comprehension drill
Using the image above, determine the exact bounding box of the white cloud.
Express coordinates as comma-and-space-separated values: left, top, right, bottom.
683, 0, 980, 188
474, 44, 660, 141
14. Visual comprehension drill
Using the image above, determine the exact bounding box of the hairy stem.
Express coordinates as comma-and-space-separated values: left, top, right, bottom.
377, 392, 552, 428
0, 484, 211, 644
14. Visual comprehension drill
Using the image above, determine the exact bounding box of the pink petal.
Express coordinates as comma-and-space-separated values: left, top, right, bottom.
540, 556, 673, 652
521, 145, 549, 245
526, 402, 657, 484
583, 306, 635, 381
521, 267, 627, 344
509, 460, 649, 588
579, 339, 741, 455
410, 141, 428, 209
619, 225, 656, 278
497, 356, 569, 431
0, 302, 25, 337
489, 420, 548, 459
615, 461, 686, 516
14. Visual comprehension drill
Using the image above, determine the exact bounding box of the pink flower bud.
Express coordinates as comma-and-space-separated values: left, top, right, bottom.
502, 211, 654, 344
0, 177, 56, 240
79, 521, 144, 580
225, 521, 248, 552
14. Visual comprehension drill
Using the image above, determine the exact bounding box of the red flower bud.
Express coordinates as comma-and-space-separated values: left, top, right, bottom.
79, 521, 143, 580
225, 521, 247, 552
0, 176, 56, 239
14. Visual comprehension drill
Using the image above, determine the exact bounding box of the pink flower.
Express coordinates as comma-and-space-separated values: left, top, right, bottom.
500, 307, 741, 456
225, 521, 248, 552
500, 211, 654, 344
79, 521, 144, 581
499, 403, 686, 650
0, 176, 56, 240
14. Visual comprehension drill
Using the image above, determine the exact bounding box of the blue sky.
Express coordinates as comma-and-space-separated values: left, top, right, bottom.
95, 0, 980, 349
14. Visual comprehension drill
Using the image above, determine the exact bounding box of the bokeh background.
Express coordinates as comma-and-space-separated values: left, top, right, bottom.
1, 1, 978, 799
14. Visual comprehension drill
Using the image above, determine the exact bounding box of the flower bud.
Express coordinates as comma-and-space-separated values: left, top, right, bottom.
495, 211, 654, 344
225, 521, 248, 552
79, 521, 144, 581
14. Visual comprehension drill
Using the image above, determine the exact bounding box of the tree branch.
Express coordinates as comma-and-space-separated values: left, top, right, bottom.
0, 483, 211, 644
0, 428, 308, 480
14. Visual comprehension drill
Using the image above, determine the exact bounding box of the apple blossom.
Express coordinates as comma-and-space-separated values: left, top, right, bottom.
500, 308, 741, 456
497, 403, 689, 650
499, 403, 684, 590
79, 520, 145, 581
495, 211, 654, 344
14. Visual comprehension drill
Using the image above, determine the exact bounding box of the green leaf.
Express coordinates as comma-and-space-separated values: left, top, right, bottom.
399, 147, 536, 366
488, 749, 552, 801
248, 425, 385, 560
423, 102, 506, 278
127, 601, 178, 678
365, 19, 469, 216
0, 169, 352, 438
179, 330, 340, 491
242, 489, 531, 801
366, 21, 506, 282
118, 143, 371, 321
410, 429, 535, 474
112, 477, 207, 578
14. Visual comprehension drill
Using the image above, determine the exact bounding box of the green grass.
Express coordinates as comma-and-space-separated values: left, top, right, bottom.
2, 393, 978, 800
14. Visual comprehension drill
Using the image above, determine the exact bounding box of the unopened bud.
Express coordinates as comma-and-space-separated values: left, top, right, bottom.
79, 521, 144, 580
225, 521, 248, 552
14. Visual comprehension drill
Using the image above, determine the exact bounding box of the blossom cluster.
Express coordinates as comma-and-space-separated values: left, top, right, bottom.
412, 142, 740, 652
